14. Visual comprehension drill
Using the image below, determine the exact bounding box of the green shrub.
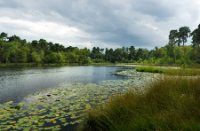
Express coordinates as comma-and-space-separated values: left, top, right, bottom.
136, 67, 163, 73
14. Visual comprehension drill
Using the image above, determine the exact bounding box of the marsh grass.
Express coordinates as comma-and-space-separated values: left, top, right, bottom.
136, 66, 200, 76
136, 66, 164, 73
79, 76, 200, 131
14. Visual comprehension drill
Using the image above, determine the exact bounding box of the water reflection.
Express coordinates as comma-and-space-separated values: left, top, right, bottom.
0, 66, 127, 103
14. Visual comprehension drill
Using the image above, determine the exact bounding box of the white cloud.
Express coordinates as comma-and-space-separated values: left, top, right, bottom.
0, 17, 93, 47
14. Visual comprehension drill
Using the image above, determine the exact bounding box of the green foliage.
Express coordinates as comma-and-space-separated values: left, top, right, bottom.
191, 24, 200, 47
136, 67, 163, 73
178, 26, 191, 46
80, 76, 200, 131
169, 26, 191, 46
45, 52, 65, 63
0, 27, 200, 66
31, 51, 44, 63
190, 47, 200, 64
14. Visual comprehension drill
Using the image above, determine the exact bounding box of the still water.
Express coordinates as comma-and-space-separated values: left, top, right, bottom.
0, 66, 127, 103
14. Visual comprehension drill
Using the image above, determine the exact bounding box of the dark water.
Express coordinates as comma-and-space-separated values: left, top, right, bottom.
0, 66, 127, 103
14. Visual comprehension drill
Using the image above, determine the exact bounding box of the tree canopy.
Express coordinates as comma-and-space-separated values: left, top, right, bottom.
0, 24, 200, 65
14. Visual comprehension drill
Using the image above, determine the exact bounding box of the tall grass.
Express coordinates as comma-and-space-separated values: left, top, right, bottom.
136, 66, 200, 76
79, 76, 200, 131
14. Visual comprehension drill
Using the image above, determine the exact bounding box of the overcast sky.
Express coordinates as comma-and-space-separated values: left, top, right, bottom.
0, 0, 200, 49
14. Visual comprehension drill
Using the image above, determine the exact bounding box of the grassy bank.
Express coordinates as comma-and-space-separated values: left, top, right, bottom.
136, 66, 200, 76
0, 62, 118, 68
79, 76, 200, 131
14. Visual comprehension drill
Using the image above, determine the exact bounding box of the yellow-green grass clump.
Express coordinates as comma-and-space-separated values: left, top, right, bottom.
136, 66, 200, 76
79, 76, 200, 131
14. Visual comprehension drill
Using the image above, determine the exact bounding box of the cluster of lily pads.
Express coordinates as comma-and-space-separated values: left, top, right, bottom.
0, 69, 158, 130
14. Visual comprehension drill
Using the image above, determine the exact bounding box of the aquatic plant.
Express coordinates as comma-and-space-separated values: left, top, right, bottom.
0, 70, 155, 130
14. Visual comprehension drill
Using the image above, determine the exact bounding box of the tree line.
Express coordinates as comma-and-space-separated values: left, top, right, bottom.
0, 24, 200, 65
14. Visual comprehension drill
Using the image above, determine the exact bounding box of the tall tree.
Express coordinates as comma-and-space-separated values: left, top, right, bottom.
191, 24, 200, 47
169, 29, 179, 45
0, 32, 8, 41
128, 46, 136, 60
38, 39, 48, 51
8, 35, 21, 42
190, 24, 200, 63
31, 40, 38, 49
90, 47, 104, 60
113, 48, 124, 62
178, 26, 191, 46
168, 30, 178, 62
105, 48, 114, 62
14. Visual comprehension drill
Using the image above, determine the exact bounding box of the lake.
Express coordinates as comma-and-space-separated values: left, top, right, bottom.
0, 66, 127, 103
0, 66, 156, 131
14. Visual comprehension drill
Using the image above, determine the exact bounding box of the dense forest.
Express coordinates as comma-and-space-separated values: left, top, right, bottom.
1, 24, 200, 65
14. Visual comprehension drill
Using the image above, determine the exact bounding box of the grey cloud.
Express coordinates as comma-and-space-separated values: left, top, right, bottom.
0, 0, 199, 48
132, 0, 175, 20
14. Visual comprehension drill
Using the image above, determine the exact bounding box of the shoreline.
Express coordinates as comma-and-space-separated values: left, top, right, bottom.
0, 62, 181, 69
